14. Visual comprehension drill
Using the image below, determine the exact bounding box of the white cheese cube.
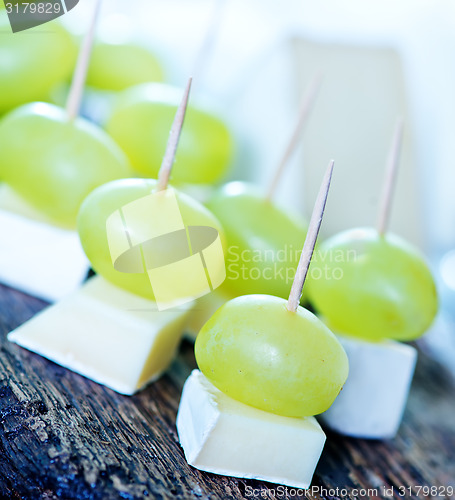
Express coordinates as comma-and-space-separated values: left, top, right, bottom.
320, 335, 417, 439
8, 276, 192, 395
177, 370, 326, 488
0, 185, 89, 302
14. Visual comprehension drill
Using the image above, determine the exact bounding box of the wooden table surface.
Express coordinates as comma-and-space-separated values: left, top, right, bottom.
0, 282, 454, 500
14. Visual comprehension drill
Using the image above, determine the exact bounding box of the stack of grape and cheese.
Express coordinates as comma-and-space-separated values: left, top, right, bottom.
308, 228, 437, 438
177, 162, 349, 488
307, 121, 438, 438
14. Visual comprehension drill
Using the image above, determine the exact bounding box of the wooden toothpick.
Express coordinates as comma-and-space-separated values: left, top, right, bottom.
287, 160, 334, 312
66, 0, 102, 121
156, 78, 193, 192
265, 72, 323, 202
377, 117, 404, 235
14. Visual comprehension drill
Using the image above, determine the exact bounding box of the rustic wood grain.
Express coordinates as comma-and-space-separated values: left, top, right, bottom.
0, 283, 454, 500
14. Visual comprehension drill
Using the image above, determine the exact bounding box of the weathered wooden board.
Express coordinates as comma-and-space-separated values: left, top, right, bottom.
0, 283, 454, 500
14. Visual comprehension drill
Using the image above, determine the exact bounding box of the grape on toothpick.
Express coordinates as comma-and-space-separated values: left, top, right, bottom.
104, 0, 232, 185
86, 41, 165, 92
0, 15, 76, 114
307, 119, 438, 341
105, 82, 233, 185
0, 0, 132, 228
196, 161, 349, 418
178, 164, 337, 486
78, 78, 225, 301
206, 75, 322, 299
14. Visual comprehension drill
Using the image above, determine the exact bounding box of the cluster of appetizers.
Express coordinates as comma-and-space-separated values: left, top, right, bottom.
0, 11, 232, 228
1, 5, 438, 490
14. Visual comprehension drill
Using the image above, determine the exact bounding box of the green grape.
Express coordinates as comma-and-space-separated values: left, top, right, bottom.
105, 83, 233, 184
0, 102, 132, 227
195, 294, 349, 417
86, 42, 164, 91
206, 182, 308, 299
77, 178, 225, 300
306, 228, 438, 341
0, 18, 76, 114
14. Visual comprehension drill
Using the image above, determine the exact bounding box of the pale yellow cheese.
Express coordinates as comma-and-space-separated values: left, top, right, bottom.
8, 276, 193, 394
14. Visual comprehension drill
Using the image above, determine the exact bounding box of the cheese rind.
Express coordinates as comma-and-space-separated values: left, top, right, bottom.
8, 276, 192, 394
320, 335, 417, 439
177, 370, 326, 488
